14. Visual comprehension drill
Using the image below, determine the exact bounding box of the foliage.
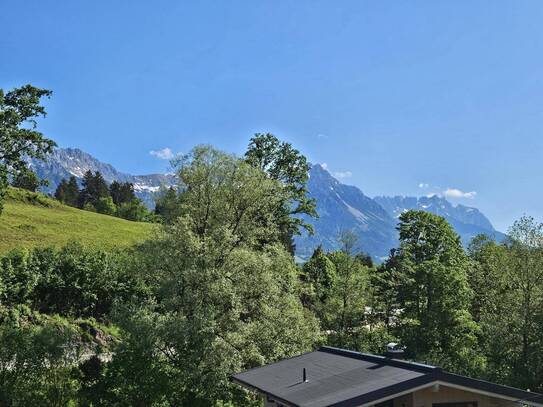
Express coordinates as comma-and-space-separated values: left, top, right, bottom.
0, 85, 56, 215
245, 133, 317, 253
378, 210, 484, 375
469, 217, 543, 391
11, 168, 48, 192
116, 198, 151, 222
154, 186, 182, 224
301, 242, 389, 354
0, 243, 145, 320
95, 196, 116, 216
0, 317, 80, 406
109, 181, 136, 207
54, 172, 154, 221
104, 145, 320, 405
79, 170, 109, 209
302, 245, 336, 305
323, 251, 369, 349
55, 175, 81, 207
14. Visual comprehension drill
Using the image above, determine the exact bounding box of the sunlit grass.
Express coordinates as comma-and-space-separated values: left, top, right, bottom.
0, 187, 155, 253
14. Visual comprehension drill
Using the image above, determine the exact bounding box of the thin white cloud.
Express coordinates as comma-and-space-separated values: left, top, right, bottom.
150, 147, 174, 160
443, 188, 477, 199
334, 170, 353, 179
317, 133, 328, 139
418, 183, 429, 189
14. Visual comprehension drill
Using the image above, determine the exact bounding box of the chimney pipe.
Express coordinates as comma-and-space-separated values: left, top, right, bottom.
303, 368, 307, 382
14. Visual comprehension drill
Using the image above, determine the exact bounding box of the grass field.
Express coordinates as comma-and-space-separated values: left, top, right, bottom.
0, 187, 156, 253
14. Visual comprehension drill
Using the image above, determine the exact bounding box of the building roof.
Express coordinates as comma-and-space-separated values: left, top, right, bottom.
231, 346, 543, 407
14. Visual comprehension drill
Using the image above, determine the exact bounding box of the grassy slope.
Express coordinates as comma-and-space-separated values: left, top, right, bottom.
0, 187, 155, 253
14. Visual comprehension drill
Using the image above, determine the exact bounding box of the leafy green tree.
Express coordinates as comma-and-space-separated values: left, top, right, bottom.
154, 186, 181, 224
323, 251, 369, 350
0, 317, 80, 406
388, 210, 484, 375
0, 248, 39, 307
371, 248, 403, 330
469, 218, 543, 390
0, 85, 56, 214
105, 145, 320, 405
11, 169, 47, 192
0, 243, 144, 319
245, 133, 317, 254
302, 245, 336, 305
116, 198, 150, 221
95, 196, 116, 215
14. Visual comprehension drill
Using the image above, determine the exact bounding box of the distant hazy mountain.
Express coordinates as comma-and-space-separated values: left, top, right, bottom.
295, 164, 505, 261
27, 148, 175, 207
374, 195, 506, 247
294, 164, 398, 260
30, 149, 503, 260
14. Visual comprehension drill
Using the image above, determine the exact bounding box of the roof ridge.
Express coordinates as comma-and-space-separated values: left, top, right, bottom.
319, 346, 440, 373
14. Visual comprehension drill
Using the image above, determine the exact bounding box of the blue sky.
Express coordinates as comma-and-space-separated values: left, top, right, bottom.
2, 1, 543, 231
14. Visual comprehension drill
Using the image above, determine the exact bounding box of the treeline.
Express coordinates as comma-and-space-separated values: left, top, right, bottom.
54, 170, 155, 221
303, 211, 543, 387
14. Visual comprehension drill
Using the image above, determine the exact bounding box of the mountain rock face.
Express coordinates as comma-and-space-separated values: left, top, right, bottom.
374, 195, 505, 247
28, 148, 175, 207
295, 164, 505, 261
294, 164, 398, 260
30, 149, 503, 260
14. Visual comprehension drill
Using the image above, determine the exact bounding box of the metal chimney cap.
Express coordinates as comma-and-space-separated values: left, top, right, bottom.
386, 342, 402, 351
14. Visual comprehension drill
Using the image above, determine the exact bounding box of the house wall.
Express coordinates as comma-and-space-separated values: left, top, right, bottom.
394, 392, 414, 407
263, 383, 518, 407
411, 384, 516, 407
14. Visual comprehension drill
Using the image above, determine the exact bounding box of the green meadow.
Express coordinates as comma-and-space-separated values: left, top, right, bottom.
0, 187, 155, 253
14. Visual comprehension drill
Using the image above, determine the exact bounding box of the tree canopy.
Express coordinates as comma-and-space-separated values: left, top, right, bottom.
0, 85, 56, 214
245, 133, 317, 253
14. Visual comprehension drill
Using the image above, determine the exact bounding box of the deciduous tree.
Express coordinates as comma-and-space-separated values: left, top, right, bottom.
0, 85, 56, 214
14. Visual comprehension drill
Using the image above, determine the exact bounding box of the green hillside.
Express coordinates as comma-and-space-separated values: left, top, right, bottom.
0, 187, 155, 253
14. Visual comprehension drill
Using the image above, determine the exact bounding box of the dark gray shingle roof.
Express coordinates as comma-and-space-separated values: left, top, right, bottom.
231, 346, 543, 407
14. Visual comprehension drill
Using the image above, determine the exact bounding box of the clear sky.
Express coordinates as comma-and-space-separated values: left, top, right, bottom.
2, 1, 543, 231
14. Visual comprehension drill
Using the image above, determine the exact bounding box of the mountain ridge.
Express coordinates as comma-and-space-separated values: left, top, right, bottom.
29, 148, 503, 260
28, 148, 175, 206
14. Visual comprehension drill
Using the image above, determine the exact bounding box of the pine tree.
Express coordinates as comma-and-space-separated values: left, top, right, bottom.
54, 179, 68, 202
65, 176, 80, 207
109, 181, 122, 206
79, 171, 109, 208
110, 181, 135, 206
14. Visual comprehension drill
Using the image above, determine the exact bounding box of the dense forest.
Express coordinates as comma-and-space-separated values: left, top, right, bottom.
2, 86, 543, 405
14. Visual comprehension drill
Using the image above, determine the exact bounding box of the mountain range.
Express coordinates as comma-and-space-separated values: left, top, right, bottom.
27, 148, 175, 207
294, 164, 504, 260
29, 149, 505, 260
